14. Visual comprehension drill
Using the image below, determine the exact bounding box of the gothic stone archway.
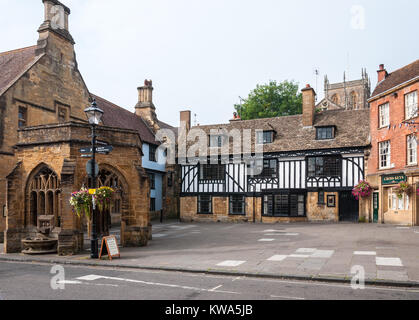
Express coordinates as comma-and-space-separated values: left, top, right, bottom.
26, 165, 61, 230
81, 163, 147, 248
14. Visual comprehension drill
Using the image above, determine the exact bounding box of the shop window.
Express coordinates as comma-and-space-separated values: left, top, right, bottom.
388, 188, 409, 211
229, 195, 245, 215
198, 195, 212, 214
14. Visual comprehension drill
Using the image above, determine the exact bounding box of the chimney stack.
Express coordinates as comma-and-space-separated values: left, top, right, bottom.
377, 64, 388, 83
135, 80, 158, 131
180, 111, 191, 132
302, 84, 316, 127
37, 0, 75, 52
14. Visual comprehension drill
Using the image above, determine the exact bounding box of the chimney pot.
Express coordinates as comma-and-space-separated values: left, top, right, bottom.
377, 64, 388, 83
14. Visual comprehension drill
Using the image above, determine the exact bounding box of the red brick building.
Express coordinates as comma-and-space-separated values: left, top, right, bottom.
366, 60, 419, 225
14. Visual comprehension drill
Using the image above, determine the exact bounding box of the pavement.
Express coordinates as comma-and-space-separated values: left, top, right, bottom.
1, 221, 419, 288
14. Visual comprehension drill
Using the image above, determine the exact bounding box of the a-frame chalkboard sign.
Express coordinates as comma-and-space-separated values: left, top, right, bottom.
99, 235, 121, 260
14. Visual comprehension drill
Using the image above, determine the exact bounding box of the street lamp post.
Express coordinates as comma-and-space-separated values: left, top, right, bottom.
84, 99, 104, 259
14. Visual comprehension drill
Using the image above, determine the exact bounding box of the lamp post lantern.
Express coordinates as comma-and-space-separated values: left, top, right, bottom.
84, 98, 104, 259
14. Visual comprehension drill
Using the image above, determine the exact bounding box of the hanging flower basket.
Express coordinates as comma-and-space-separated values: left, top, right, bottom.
394, 182, 411, 200
352, 180, 372, 200
69, 188, 92, 219
95, 187, 114, 214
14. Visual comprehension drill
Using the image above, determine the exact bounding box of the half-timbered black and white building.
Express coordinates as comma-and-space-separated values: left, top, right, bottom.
178, 85, 370, 223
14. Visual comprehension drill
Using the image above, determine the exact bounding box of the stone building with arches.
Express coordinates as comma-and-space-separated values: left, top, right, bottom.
317, 70, 371, 111
0, 1, 157, 254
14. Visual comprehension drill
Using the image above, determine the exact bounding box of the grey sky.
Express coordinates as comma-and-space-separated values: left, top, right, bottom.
1, 0, 418, 126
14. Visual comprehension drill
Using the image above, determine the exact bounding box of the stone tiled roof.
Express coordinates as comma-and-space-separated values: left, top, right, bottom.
189, 109, 370, 155
92, 94, 159, 145
0, 46, 44, 97
371, 59, 419, 99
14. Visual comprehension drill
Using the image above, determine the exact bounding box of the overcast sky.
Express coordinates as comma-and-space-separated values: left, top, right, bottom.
1, 0, 418, 126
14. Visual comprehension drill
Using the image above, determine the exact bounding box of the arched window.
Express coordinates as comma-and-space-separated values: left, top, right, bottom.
350, 91, 358, 109
27, 167, 61, 228
331, 94, 339, 105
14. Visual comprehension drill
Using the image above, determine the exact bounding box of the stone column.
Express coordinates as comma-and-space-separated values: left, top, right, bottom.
58, 160, 83, 255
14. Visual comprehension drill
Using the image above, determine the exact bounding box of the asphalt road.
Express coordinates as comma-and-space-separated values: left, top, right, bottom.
0, 261, 418, 301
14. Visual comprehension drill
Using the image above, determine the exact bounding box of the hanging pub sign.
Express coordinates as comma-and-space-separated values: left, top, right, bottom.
99, 236, 121, 260
382, 174, 407, 185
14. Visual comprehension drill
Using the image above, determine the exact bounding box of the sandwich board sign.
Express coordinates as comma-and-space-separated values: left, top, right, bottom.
99, 235, 120, 260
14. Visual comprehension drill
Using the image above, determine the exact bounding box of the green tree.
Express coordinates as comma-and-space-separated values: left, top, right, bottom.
234, 80, 302, 120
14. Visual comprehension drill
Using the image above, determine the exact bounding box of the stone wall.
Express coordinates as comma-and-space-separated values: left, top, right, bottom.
306, 192, 339, 222
180, 196, 310, 224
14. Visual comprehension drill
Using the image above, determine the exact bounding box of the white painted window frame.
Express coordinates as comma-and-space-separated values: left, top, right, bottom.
407, 135, 418, 166
405, 91, 418, 120
379, 103, 390, 128
379, 141, 391, 169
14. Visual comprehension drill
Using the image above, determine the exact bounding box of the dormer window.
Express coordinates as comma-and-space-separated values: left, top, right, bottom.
257, 131, 274, 144
209, 135, 226, 148
316, 127, 335, 140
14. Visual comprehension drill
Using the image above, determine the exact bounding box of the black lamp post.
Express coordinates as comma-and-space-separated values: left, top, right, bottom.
84, 99, 104, 259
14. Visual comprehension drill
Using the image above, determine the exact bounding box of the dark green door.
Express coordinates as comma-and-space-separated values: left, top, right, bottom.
373, 192, 379, 223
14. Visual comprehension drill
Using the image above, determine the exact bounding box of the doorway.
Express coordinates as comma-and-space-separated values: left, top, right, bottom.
339, 191, 359, 222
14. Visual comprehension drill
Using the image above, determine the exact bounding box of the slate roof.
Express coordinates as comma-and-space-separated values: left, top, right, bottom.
0, 46, 44, 97
92, 94, 159, 145
188, 109, 370, 155
371, 59, 419, 99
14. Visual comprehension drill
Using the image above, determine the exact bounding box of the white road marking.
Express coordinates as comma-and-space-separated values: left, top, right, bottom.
259, 239, 275, 242
376, 257, 403, 267
271, 294, 305, 300
289, 254, 311, 259
284, 233, 299, 236
152, 234, 168, 238
354, 251, 377, 256
311, 250, 335, 258
77, 274, 240, 294
217, 260, 246, 267
296, 248, 317, 254
397, 227, 410, 230
77, 275, 104, 281
58, 280, 82, 284
267, 255, 288, 262
209, 285, 223, 292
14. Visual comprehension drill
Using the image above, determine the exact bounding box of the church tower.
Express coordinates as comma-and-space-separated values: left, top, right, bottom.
318, 70, 371, 111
